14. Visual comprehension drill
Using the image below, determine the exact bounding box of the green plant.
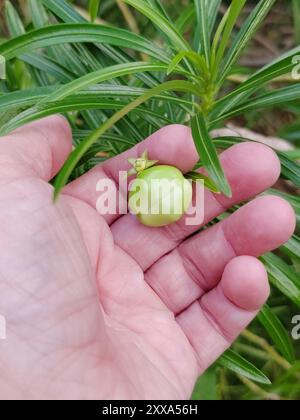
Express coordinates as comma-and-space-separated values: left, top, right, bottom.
0, 0, 299, 400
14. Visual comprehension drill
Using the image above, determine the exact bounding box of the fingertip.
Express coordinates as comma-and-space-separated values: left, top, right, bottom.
224, 195, 296, 256
217, 142, 281, 206
141, 124, 198, 173
237, 142, 281, 184
256, 195, 296, 244
222, 256, 270, 311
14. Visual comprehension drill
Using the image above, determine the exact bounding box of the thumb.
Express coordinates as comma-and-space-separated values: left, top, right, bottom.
0, 116, 72, 182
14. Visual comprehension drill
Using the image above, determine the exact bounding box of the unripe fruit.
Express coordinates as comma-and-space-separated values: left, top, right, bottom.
128, 161, 193, 228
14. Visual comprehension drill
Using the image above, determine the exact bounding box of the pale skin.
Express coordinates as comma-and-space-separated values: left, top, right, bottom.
0, 116, 296, 400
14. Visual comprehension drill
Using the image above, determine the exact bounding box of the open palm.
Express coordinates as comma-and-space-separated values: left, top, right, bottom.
0, 116, 295, 400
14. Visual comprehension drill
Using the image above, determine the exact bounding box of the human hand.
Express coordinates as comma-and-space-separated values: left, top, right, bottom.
0, 116, 295, 400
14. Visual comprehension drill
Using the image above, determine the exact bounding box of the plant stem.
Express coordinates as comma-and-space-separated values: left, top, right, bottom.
234, 343, 270, 362
242, 330, 291, 371
219, 369, 229, 400
74, 5, 107, 25
116, 0, 140, 34
238, 376, 280, 400
116, 1, 147, 61
228, 74, 298, 84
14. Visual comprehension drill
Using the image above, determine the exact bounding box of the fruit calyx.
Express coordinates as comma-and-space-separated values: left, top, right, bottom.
127, 150, 158, 176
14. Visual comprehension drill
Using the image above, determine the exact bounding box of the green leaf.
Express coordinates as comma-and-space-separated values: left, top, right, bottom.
53, 80, 200, 199
36, 62, 170, 104
261, 253, 300, 309
220, 0, 276, 83
144, 0, 170, 21
175, 4, 195, 34
41, 0, 86, 23
192, 366, 218, 400
0, 62, 181, 135
191, 114, 232, 197
219, 350, 271, 385
0, 23, 168, 63
185, 171, 220, 194
28, 0, 49, 28
211, 5, 231, 65
0, 84, 195, 114
212, 84, 300, 126
89, 0, 101, 22
212, 46, 300, 119
193, 0, 221, 50
258, 305, 295, 364
0, 96, 176, 134
212, 0, 246, 74
293, 0, 300, 44
5, 1, 25, 37
0, 86, 52, 108
284, 149, 300, 160
123, 0, 191, 52
167, 51, 208, 77
44, 0, 189, 99
194, 0, 210, 61
277, 150, 300, 189
207, 0, 222, 35
21, 53, 75, 83
281, 235, 300, 261
212, 136, 300, 190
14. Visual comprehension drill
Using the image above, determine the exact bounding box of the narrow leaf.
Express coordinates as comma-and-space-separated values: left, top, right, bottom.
185, 171, 220, 194
258, 305, 295, 364
212, 46, 300, 119
5, 1, 25, 37
194, 0, 210, 61
0, 23, 168, 63
277, 150, 300, 188
123, 0, 191, 52
261, 253, 300, 309
213, 0, 246, 73
282, 235, 300, 261
192, 367, 218, 400
220, 0, 276, 83
89, 0, 101, 22
41, 0, 86, 23
212, 84, 300, 127
167, 51, 208, 77
28, 0, 49, 28
212, 136, 300, 190
219, 350, 271, 385
191, 114, 232, 197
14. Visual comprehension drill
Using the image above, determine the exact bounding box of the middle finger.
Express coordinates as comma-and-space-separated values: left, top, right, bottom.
111, 141, 280, 270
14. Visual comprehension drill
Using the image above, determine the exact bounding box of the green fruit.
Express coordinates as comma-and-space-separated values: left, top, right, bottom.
129, 165, 192, 227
